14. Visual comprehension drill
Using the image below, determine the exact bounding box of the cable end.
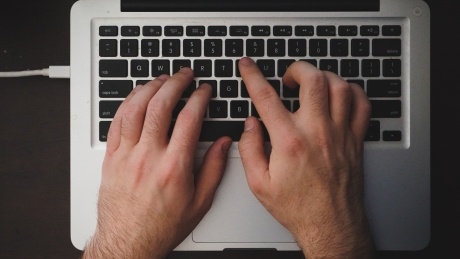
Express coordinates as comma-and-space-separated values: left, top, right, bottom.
48, 66, 70, 79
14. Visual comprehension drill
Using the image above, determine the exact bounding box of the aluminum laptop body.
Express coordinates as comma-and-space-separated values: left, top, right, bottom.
70, 0, 431, 251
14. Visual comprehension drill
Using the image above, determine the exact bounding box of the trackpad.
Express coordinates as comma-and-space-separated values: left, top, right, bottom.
192, 158, 295, 243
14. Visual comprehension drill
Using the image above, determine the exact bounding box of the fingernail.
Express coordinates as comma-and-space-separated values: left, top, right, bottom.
222, 139, 232, 154
239, 57, 253, 66
156, 74, 169, 81
244, 117, 254, 131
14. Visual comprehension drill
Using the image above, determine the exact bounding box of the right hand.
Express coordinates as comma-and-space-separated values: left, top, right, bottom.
238, 57, 375, 258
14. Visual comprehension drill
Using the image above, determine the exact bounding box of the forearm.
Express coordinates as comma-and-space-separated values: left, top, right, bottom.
81, 230, 166, 259
295, 220, 375, 259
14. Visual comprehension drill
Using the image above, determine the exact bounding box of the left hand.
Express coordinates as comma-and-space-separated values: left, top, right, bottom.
82, 68, 232, 259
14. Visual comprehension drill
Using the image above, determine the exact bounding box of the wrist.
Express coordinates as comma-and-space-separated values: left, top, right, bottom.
293, 215, 375, 259
82, 228, 167, 259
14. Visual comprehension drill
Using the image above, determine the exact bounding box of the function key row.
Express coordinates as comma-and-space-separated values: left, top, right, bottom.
100, 25, 401, 37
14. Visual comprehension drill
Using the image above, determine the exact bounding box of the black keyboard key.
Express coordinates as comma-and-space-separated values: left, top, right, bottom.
293, 100, 300, 112
215, 60, 233, 77
99, 121, 112, 142
220, 80, 239, 98
320, 59, 338, 74
370, 100, 401, 118
136, 80, 150, 86
131, 60, 149, 77
360, 25, 379, 36
330, 39, 348, 57
278, 59, 296, 77
288, 39, 306, 57
268, 80, 281, 96
346, 79, 364, 88
162, 39, 181, 57
362, 59, 380, 77
120, 39, 138, 57
282, 85, 299, 98
164, 26, 184, 36
99, 39, 117, 57
121, 26, 140, 36
317, 26, 336, 36
99, 60, 128, 77
208, 26, 227, 36
99, 101, 122, 118
183, 39, 202, 57
99, 80, 133, 98
204, 39, 222, 57
173, 59, 191, 74
199, 80, 217, 97
383, 59, 401, 77
341, 59, 359, 77
309, 39, 327, 57
186, 26, 205, 36
225, 39, 244, 57
295, 25, 314, 36
182, 80, 196, 98
173, 100, 186, 118
209, 101, 228, 118
151, 60, 170, 76
372, 39, 401, 56
246, 39, 265, 57
267, 39, 285, 57
141, 39, 160, 57
252, 26, 270, 36
199, 121, 245, 141
240, 81, 249, 98
256, 60, 275, 77
194, 60, 212, 77
282, 100, 291, 111
99, 26, 118, 36
338, 25, 358, 36
365, 120, 380, 141
383, 130, 402, 141
351, 39, 370, 57
273, 26, 292, 36
367, 80, 401, 97
143, 26, 162, 36
382, 25, 401, 36
230, 26, 249, 36
230, 101, 249, 118
235, 59, 242, 77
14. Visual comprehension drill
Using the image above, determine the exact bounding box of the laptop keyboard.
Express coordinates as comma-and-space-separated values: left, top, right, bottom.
96, 19, 404, 143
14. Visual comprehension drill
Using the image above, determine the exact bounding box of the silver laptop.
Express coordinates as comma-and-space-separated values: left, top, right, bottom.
70, 0, 431, 251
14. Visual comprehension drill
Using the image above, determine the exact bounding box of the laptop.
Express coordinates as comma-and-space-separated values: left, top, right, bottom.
70, 0, 431, 252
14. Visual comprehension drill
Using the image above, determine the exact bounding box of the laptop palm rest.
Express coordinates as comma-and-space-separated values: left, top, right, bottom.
192, 157, 295, 243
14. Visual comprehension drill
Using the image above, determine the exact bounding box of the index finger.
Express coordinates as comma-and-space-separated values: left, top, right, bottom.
239, 57, 291, 130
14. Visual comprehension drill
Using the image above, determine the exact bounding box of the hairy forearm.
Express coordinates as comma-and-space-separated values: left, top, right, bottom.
295, 220, 375, 259
81, 230, 165, 259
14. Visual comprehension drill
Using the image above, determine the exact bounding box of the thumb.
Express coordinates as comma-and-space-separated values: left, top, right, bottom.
194, 136, 232, 214
238, 117, 270, 195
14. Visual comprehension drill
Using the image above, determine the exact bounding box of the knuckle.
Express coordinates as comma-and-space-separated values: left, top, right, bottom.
143, 110, 163, 138
281, 134, 308, 157
256, 85, 277, 104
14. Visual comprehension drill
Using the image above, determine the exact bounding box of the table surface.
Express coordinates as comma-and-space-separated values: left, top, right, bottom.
1, 0, 459, 258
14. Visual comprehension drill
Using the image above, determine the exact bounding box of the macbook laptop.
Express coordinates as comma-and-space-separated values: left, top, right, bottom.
70, 0, 431, 251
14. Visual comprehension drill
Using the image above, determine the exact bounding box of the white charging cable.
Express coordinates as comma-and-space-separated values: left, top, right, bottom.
0, 66, 70, 79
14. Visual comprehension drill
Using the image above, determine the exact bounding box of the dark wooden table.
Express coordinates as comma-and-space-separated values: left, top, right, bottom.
1, 0, 458, 258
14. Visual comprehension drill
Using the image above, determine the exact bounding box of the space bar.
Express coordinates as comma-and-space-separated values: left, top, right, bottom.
199, 121, 271, 142
198, 121, 245, 141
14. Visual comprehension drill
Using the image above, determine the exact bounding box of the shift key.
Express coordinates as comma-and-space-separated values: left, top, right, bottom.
370, 100, 401, 118
100, 60, 128, 77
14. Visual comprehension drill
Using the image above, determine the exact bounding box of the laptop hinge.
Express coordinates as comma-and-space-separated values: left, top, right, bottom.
121, 0, 379, 12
